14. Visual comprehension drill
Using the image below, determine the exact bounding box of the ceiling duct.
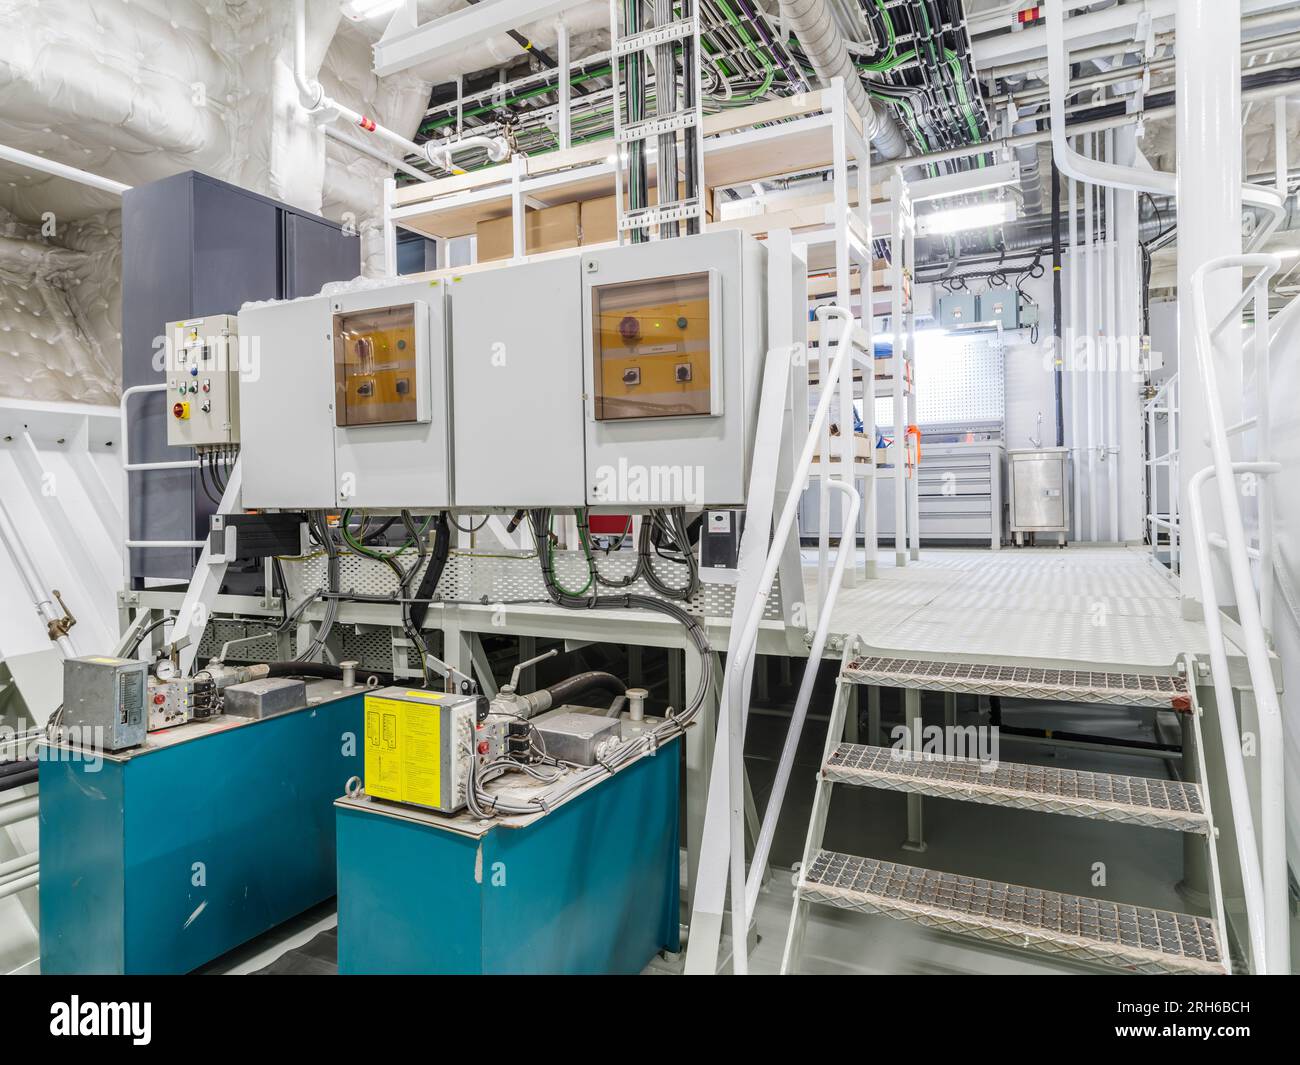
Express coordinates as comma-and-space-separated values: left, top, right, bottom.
777, 0, 907, 159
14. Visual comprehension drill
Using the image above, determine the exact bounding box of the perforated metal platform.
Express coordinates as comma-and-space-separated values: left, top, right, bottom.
823, 744, 1208, 833
825, 547, 1235, 673
798, 851, 1226, 975
842, 656, 1192, 708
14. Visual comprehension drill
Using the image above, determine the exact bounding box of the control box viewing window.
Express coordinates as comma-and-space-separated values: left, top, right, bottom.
591, 272, 716, 420
333, 304, 422, 426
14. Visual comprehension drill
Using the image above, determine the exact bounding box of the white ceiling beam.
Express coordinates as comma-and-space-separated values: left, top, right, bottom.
373, 0, 592, 77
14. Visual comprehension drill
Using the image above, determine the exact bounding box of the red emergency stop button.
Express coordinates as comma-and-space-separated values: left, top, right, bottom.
477, 740, 490, 755
173, 401, 190, 420
153, 693, 166, 705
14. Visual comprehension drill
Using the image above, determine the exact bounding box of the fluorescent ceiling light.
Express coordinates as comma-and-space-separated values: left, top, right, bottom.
909, 161, 1021, 203
341, 0, 403, 20
1275, 247, 1300, 259
918, 200, 1017, 237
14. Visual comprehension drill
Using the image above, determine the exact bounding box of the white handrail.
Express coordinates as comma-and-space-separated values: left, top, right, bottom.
723, 306, 862, 973
1189, 253, 1288, 973
745, 480, 859, 918
686, 305, 863, 975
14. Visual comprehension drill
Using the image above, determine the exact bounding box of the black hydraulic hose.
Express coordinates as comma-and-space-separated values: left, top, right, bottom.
543, 671, 628, 708
1051, 157, 1065, 447
0, 759, 38, 780
0, 766, 37, 793
409, 513, 452, 632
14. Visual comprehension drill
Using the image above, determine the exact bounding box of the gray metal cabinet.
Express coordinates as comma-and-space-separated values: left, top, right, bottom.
122, 171, 360, 588
1008, 447, 1070, 545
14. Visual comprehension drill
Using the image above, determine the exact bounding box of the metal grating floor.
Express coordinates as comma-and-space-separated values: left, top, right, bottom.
842, 655, 1191, 708
799, 851, 1225, 975
823, 744, 1208, 833
823, 547, 1235, 673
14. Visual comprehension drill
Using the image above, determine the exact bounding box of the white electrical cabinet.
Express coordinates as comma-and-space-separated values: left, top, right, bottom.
449, 259, 586, 506
165, 315, 240, 448
581, 230, 767, 507
239, 280, 451, 509
238, 231, 768, 512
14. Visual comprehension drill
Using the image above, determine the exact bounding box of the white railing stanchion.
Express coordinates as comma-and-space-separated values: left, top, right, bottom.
688, 305, 863, 975
1188, 253, 1289, 974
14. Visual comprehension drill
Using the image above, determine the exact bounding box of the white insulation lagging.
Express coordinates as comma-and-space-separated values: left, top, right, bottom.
776, 0, 907, 158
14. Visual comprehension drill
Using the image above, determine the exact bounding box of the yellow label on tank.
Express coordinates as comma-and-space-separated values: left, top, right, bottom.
364, 695, 441, 808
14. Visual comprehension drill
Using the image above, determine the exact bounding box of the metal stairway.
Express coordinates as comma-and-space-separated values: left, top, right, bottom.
780, 649, 1230, 975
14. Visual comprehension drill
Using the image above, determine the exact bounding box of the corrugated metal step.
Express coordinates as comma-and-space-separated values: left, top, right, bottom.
823, 743, 1209, 833
843, 655, 1191, 710
798, 851, 1225, 975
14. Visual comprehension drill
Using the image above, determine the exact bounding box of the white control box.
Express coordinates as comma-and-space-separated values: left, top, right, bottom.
581, 230, 768, 507
238, 281, 451, 509
165, 315, 240, 448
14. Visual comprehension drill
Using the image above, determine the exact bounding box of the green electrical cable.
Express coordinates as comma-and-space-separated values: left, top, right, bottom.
710, 0, 775, 101
543, 511, 595, 597
339, 509, 431, 560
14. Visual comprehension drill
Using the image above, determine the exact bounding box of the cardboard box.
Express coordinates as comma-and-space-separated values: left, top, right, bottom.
476, 202, 582, 262
580, 195, 619, 246
579, 184, 712, 247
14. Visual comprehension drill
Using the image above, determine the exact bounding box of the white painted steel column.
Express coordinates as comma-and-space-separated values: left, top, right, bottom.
557, 18, 572, 150
1068, 163, 1083, 540
1105, 130, 1119, 542
1177, 0, 1243, 611
1084, 134, 1098, 541
1113, 125, 1145, 542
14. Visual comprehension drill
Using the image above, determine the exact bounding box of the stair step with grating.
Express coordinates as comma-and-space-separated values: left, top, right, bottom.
823, 743, 1208, 833
843, 655, 1191, 709
797, 851, 1225, 975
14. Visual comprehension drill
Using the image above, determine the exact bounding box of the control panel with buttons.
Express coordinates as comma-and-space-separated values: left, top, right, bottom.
165, 315, 241, 448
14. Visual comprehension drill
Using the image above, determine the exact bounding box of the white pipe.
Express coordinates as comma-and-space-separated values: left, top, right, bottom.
1190, 254, 1288, 973
293, 0, 508, 173
0, 871, 38, 900
0, 143, 131, 196
0, 494, 76, 658
1047, 0, 1286, 249
0, 852, 37, 881
0, 797, 38, 828
323, 126, 433, 184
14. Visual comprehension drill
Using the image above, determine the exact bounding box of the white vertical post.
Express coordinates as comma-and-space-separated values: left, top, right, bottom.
557, 18, 572, 150
1177, 0, 1243, 612
1105, 129, 1119, 542
891, 175, 906, 567
1274, 96, 1288, 199
1067, 162, 1082, 541
905, 194, 919, 561
383, 178, 398, 277
1084, 135, 1097, 542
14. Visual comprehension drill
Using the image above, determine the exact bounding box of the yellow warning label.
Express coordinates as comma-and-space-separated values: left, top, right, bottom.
364, 695, 442, 808
401, 690, 445, 702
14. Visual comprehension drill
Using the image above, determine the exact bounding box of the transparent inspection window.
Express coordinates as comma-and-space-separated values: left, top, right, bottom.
333, 304, 419, 427
591, 272, 714, 420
